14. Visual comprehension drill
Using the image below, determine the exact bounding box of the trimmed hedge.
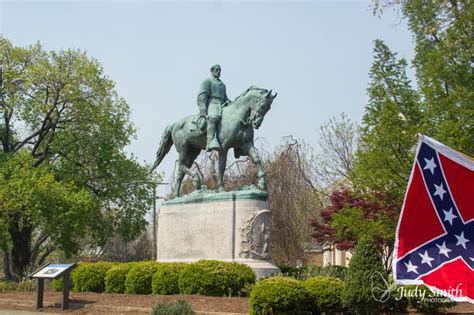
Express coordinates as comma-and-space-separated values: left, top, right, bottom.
105, 263, 136, 293
277, 264, 299, 276
404, 285, 456, 313
71, 262, 116, 293
51, 278, 64, 291
178, 260, 256, 296
380, 277, 409, 313
247, 275, 456, 315
304, 276, 345, 314
303, 265, 347, 280
249, 276, 312, 315
125, 262, 161, 294
152, 263, 186, 295
233, 262, 257, 296
279, 264, 347, 280
45, 260, 260, 298
51, 271, 78, 292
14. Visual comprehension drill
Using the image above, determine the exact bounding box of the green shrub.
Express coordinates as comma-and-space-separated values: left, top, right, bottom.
151, 300, 194, 315
0, 280, 18, 292
304, 276, 345, 313
105, 263, 135, 293
125, 262, 160, 294
178, 260, 256, 296
71, 262, 116, 293
302, 265, 347, 280
239, 282, 255, 297
379, 278, 409, 313
249, 276, 312, 315
16, 279, 36, 292
51, 278, 64, 291
51, 272, 77, 292
341, 236, 385, 315
233, 262, 257, 297
152, 263, 186, 295
403, 285, 456, 313
278, 264, 299, 277
280, 264, 348, 281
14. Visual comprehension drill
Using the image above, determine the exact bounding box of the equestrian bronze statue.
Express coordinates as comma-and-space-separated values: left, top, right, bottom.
151, 79, 276, 197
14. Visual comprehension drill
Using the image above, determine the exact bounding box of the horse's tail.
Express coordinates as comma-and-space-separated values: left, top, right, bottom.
151, 123, 174, 172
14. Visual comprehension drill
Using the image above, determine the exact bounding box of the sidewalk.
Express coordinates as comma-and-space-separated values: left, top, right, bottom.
0, 311, 55, 315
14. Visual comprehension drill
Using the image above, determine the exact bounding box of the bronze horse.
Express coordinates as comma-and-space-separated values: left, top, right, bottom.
151, 86, 276, 197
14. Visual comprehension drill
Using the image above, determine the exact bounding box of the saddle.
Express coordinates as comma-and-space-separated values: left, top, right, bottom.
190, 114, 207, 134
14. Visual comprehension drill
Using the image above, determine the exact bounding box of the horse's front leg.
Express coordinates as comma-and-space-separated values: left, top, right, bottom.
180, 164, 202, 191
247, 145, 266, 190
217, 150, 227, 192
174, 163, 185, 197
174, 153, 202, 197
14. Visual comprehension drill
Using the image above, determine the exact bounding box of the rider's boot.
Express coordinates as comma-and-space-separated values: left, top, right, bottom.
206, 117, 221, 151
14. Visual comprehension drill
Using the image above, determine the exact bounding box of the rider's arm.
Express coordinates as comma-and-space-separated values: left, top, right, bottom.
197, 79, 210, 116
223, 85, 231, 106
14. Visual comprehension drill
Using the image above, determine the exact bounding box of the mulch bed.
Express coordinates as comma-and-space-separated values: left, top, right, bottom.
0, 290, 249, 314
2, 290, 474, 314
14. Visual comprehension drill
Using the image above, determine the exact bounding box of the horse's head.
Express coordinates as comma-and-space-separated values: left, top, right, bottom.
236, 86, 277, 129
249, 87, 277, 129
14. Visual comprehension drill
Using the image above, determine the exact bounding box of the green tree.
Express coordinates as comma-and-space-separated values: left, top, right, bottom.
314, 113, 360, 188
0, 151, 97, 276
310, 189, 399, 272
0, 37, 154, 279
353, 39, 421, 203
372, 0, 473, 155
342, 235, 385, 314
323, 41, 421, 274
403, 0, 474, 155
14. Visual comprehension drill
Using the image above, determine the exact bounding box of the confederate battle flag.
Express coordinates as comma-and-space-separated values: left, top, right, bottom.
393, 134, 474, 302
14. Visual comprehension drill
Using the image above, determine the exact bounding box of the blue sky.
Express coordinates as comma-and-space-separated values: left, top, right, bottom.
1, 0, 415, 189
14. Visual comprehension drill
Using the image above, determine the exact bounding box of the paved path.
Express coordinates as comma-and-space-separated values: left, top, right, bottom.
0, 311, 55, 315
0, 309, 245, 315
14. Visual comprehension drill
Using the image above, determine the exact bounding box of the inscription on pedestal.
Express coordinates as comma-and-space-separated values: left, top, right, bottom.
157, 195, 280, 277
157, 202, 234, 260
168, 228, 225, 237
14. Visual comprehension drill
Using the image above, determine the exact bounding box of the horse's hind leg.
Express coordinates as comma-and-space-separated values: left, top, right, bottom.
217, 150, 228, 192
174, 160, 186, 197
174, 148, 201, 197
183, 148, 202, 190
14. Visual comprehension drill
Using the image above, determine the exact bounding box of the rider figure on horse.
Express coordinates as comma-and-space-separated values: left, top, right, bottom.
197, 64, 231, 151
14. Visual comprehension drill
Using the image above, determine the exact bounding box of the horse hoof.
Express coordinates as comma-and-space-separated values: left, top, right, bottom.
193, 180, 201, 190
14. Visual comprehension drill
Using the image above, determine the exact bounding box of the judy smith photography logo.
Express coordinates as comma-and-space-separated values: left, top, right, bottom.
370, 272, 462, 303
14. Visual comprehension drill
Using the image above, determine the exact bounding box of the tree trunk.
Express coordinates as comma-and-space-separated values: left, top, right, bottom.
8, 220, 32, 279
37, 246, 55, 267
2, 251, 13, 281
29, 231, 48, 268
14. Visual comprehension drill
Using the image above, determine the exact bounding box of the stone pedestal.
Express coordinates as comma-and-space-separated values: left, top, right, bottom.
157, 190, 280, 278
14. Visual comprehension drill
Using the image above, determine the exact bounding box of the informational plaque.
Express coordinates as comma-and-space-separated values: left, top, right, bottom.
31, 263, 75, 279
29, 262, 76, 310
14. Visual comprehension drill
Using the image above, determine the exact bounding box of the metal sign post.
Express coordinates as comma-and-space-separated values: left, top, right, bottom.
62, 269, 71, 310
29, 263, 77, 310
